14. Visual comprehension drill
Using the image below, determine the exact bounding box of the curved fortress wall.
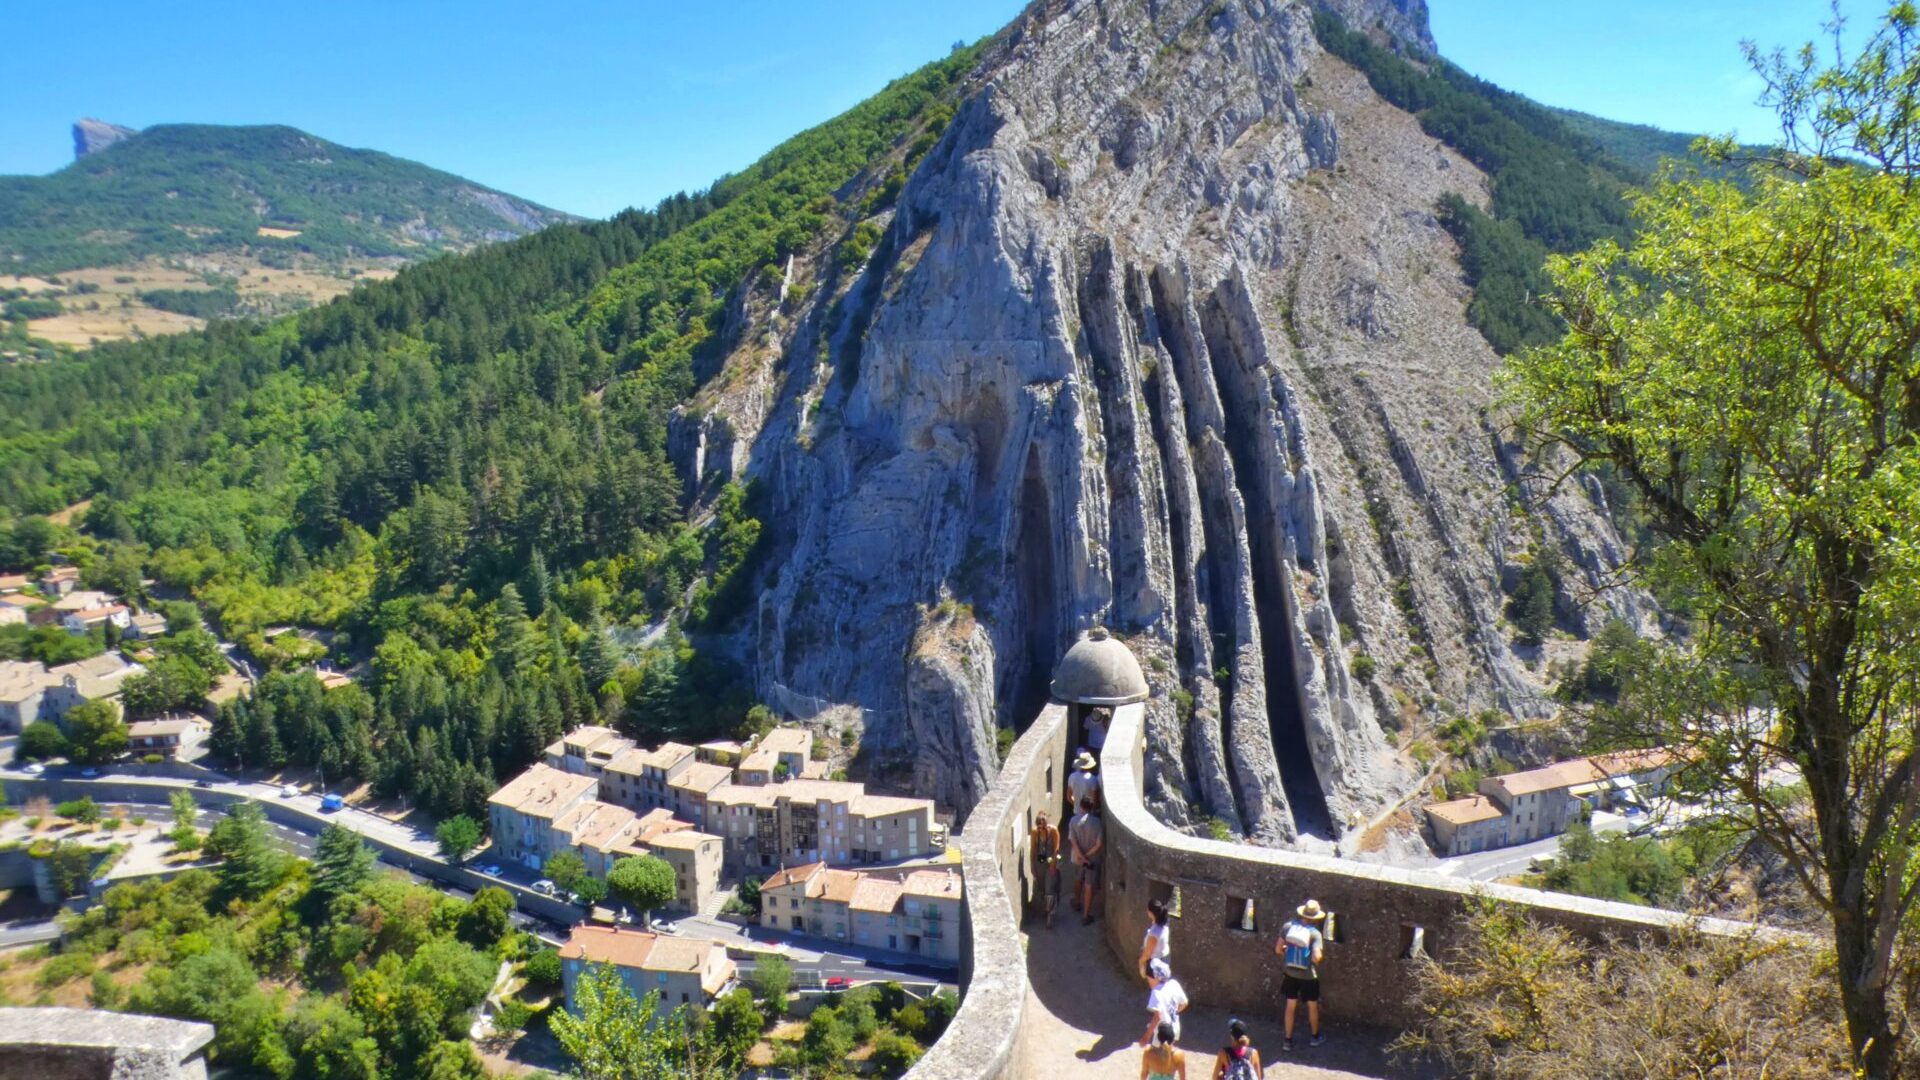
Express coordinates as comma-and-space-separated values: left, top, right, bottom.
909, 691, 1758, 1079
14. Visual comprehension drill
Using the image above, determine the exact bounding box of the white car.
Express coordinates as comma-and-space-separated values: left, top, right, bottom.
23, 762, 44, 775
531, 880, 558, 896
279, 784, 299, 798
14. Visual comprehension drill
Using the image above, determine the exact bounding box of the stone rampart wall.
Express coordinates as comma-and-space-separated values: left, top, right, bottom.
904, 703, 1071, 1080
1093, 702, 1751, 1028
908, 699, 1757, 1078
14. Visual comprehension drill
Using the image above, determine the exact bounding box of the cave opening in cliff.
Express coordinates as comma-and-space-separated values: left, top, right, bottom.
1011, 444, 1059, 730
1203, 296, 1335, 842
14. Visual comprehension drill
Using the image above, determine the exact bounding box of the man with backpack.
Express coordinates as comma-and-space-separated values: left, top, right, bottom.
1275, 899, 1328, 1051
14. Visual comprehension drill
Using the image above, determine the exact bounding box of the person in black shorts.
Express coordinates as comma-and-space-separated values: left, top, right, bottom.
1275, 899, 1327, 1050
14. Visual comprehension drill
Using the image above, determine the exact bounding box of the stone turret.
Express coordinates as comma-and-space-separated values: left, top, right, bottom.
1051, 627, 1149, 706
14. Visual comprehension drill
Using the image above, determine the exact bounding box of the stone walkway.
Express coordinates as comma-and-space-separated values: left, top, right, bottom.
1019, 907, 1436, 1078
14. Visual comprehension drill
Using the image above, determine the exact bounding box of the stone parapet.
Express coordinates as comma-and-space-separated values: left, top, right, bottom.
1092, 701, 1756, 1028
909, 696, 1765, 1079
904, 704, 1070, 1080
0, 1007, 213, 1080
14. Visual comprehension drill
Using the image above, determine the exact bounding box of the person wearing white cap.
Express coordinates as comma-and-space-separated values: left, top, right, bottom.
1069, 749, 1101, 810
1275, 898, 1328, 1050
1140, 957, 1190, 1048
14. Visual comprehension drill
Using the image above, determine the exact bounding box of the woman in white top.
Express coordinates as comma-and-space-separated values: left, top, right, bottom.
1138, 897, 1172, 980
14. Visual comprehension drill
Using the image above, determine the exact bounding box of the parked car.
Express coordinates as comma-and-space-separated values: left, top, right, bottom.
79, 767, 98, 778
279, 784, 299, 798
23, 762, 43, 775
320, 793, 344, 812
531, 879, 558, 896
824, 976, 852, 991
479, 865, 503, 877
195, 779, 214, 789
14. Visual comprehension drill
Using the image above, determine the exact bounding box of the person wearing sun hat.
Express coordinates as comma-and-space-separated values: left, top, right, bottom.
1275, 898, 1328, 1051
1069, 747, 1101, 810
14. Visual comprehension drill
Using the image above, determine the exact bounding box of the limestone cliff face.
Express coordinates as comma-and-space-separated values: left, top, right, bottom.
685, 0, 1638, 845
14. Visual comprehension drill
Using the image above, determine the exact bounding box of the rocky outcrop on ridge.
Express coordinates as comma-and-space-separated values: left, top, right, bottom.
682, 0, 1641, 846
73, 118, 138, 159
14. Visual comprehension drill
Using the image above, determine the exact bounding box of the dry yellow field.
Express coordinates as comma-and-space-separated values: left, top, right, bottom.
255, 226, 304, 239
5, 255, 398, 347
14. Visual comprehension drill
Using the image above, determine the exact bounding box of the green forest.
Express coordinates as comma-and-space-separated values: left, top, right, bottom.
0, 124, 572, 274
0, 44, 981, 823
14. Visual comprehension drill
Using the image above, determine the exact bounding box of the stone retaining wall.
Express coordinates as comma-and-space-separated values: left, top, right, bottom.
1, 778, 586, 926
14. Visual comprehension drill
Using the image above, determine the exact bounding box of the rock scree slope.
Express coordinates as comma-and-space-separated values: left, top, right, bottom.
679, 0, 1640, 847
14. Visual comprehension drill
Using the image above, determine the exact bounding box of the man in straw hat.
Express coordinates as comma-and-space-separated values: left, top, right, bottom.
1275, 898, 1328, 1051
1068, 748, 1101, 810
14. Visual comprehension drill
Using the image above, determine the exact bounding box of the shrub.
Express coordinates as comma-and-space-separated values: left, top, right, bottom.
141, 754, 164, 765
18, 722, 69, 761
492, 998, 534, 1033
56, 797, 100, 824
1350, 652, 1378, 683
870, 1026, 925, 1073
37, 950, 94, 987
522, 948, 562, 986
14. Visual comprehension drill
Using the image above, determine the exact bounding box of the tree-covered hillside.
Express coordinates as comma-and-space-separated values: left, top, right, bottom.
1547, 108, 1767, 180
0, 123, 574, 274
0, 46, 981, 823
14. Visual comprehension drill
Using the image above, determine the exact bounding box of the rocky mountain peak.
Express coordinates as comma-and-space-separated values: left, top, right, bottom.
685, 0, 1634, 848
72, 118, 138, 159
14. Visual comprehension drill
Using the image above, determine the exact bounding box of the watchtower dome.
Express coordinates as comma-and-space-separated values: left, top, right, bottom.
1050, 626, 1149, 706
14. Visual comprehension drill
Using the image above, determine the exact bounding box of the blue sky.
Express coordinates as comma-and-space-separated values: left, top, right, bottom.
0, 1, 1853, 218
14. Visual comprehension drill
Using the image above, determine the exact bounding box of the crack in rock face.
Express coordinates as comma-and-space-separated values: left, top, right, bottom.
688, 0, 1640, 846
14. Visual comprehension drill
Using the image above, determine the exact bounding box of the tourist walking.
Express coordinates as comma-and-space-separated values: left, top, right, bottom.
1140, 958, 1190, 1047
1067, 795, 1105, 923
1028, 811, 1062, 929
1084, 707, 1109, 752
1141, 1021, 1187, 1080
1138, 896, 1171, 980
1276, 899, 1328, 1050
1069, 749, 1101, 809
1212, 1018, 1262, 1080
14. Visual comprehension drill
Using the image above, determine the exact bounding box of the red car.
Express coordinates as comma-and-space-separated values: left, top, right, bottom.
824, 976, 852, 991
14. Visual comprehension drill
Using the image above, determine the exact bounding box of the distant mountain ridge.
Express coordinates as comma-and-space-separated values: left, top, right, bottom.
0, 121, 574, 274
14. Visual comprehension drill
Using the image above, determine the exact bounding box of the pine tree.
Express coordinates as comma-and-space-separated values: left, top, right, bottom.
207, 801, 285, 901
311, 823, 376, 905
581, 616, 622, 694
522, 550, 551, 617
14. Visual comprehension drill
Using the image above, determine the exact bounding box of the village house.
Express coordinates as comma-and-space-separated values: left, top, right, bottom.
62, 604, 130, 636
486, 763, 600, 871
124, 611, 169, 640
559, 926, 736, 1016
0, 653, 144, 734
736, 726, 812, 785
543, 725, 633, 780
759, 863, 963, 965
1424, 748, 1682, 855
0, 594, 38, 626
0, 573, 29, 594
126, 717, 207, 759
495, 724, 939, 891
40, 566, 79, 596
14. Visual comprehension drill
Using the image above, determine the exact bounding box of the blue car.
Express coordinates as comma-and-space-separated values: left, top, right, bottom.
320, 794, 344, 812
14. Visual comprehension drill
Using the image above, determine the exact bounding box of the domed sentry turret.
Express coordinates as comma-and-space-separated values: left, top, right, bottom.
1050, 626, 1149, 706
